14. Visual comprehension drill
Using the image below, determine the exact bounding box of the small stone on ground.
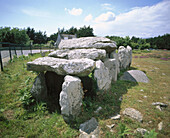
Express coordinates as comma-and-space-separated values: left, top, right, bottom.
152, 102, 168, 107
94, 106, 102, 114
158, 122, 163, 131
111, 114, 121, 120
79, 117, 99, 138
135, 128, 148, 136
123, 108, 143, 122
106, 124, 115, 129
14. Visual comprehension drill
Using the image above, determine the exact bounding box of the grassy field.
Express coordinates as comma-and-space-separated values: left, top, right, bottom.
0, 50, 169, 137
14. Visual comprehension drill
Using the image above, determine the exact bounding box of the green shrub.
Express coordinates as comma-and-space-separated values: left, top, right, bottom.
118, 123, 132, 138
34, 102, 47, 114
18, 77, 34, 107
144, 129, 158, 138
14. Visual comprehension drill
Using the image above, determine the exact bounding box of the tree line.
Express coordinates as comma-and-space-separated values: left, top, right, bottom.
106, 34, 170, 50
0, 26, 94, 46
0, 26, 169, 49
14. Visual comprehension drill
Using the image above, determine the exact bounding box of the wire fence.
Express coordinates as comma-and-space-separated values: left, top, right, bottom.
0, 42, 54, 71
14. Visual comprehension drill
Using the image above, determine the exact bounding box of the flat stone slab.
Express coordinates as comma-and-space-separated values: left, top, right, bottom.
152, 102, 168, 107
58, 37, 117, 53
120, 70, 149, 83
79, 117, 98, 134
123, 108, 143, 122
48, 48, 106, 60
27, 57, 95, 77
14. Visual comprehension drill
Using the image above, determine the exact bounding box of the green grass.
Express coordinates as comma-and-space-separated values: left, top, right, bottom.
0, 50, 170, 137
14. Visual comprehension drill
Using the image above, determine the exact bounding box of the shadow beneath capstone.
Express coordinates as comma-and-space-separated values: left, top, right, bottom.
45, 71, 64, 113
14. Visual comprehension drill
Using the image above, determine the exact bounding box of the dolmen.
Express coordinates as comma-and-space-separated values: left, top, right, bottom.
27, 37, 132, 122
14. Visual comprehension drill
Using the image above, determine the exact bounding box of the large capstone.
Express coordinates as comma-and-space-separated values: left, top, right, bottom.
104, 58, 118, 82
31, 72, 47, 101
27, 57, 95, 77
59, 75, 84, 121
94, 60, 112, 90
48, 48, 106, 60
120, 70, 149, 83
58, 37, 117, 53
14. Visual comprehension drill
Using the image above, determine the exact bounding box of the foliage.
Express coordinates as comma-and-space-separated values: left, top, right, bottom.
144, 129, 158, 138
47, 33, 58, 42
0, 27, 29, 44
34, 102, 47, 114
26, 27, 47, 44
60, 26, 78, 35
18, 77, 34, 107
76, 25, 94, 38
106, 34, 170, 50
117, 122, 132, 138
47, 40, 55, 46
146, 33, 170, 50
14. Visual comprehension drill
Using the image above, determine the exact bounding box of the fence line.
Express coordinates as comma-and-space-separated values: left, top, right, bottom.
0, 42, 54, 71
0, 50, 3, 71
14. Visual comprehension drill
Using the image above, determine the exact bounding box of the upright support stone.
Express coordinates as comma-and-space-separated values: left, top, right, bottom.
110, 50, 120, 74
118, 46, 127, 70
118, 46, 132, 70
126, 46, 132, 67
104, 58, 117, 82
94, 60, 112, 91
59, 75, 84, 122
31, 72, 47, 101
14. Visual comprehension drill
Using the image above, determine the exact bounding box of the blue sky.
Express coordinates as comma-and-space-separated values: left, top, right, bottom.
0, 0, 170, 38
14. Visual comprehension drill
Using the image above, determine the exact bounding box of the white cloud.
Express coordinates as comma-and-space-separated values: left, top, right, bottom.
95, 12, 116, 22
84, 14, 93, 22
65, 8, 83, 16
93, 1, 170, 38
22, 9, 50, 17
101, 3, 114, 11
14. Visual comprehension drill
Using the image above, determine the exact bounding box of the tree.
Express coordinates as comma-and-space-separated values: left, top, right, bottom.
48, 33, 58, 42
34, 31, 47, 44
146, 34, 170, 49
68, 26, 77, 35
11, 28, 29, 44
131, 36, 139, 43
76, 26, 94, 38
0, 27, 29, 44
26, 27, 35, 42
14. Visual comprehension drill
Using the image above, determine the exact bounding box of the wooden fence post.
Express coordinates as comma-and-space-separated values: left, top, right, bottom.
14, 46, 17, 56
0, 50, 3, 71
21, 46, 23, 55
30, 45, 32, 55
9, 47, 12, 60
